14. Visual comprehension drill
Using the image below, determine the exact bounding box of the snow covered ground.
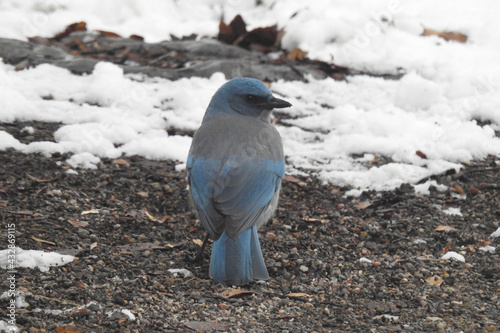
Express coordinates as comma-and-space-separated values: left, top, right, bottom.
0, 0, 499, 195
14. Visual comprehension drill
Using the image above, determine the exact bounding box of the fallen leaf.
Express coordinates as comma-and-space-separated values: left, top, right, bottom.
451, 184, 465, 196
81, 209, 99, 215
425, 275, 443, 286
27, 173, 57, 183
192, 239, 205, 247
416, 150, 427, 159
96, 30, 122, 38
112, 158, 131, 167
51, 22, 87, 41
220, 289, 254, 299
287, 48, 308, 61
67, 219, 89, 228
422, 28, 467, 43
435, 225, 457, 232
356, 201, 373, 210
31, 236, 57, 246
283, 175, 306, 186
184, 321, 232, 331
55, 326, 86, 333
143, 207, 160, 222
469, 186, 480, 195
287, 292, 314, 298
302, 217, 328, 223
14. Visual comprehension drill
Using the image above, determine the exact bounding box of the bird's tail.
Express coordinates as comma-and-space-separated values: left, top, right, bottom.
209, 225, 269, 286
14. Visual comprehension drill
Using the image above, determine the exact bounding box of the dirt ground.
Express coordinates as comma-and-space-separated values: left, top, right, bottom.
0, 120, 499, 332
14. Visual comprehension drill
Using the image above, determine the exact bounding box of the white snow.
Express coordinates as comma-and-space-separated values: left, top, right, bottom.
441, 251, 465, 262
478, 245, 496, 254
168, 268, 194, 278
441, 207, 463, 216
0, 0, 499, 194
491, 227, 500, 238
0, 320, 18, 333
0, 247, 75, 272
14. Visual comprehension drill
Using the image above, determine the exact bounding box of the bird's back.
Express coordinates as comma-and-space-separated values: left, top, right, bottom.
187, 114, 284, 240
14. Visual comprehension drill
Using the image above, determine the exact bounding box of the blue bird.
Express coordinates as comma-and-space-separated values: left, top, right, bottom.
187, 77, 291, 286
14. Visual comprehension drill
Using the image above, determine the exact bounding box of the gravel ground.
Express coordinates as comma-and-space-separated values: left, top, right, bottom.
0, 120, 499, 332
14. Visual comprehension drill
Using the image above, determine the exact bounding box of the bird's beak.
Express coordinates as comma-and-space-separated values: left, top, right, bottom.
263, 97, 292, 110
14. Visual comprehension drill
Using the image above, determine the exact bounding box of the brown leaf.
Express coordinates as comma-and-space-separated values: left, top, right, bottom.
50, 22, 87, 40
229, 15, 247, 36
287, 292, 314, 298
435, 225, 457, 232
218, 15, 246, 45
416, 150, 427, 159
27, 173, 57, 183
283, 175, 306, 186
286, 48, 308, 61
302, 217, 328, 224
469, 186, 480, 195
143, 207, 161, 222
184, 321, 232, 331
422, 28, 467, 43
356, 201, 373, 210
55, 326, 86, 333
245, 25, 278, 47
192, 239, 205, 247
81, 209, 99, 215
67, 219, 89, 228
451, 184, 465, 196
31, 236, 57, 246
219, 289, 254, 298
425, 275, 443, 286
112, 159, 131, 167
96, 30, 122, 38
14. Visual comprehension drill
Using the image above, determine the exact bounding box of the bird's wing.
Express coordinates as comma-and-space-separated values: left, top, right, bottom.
187, 155, 225, 238
187, 116, 284, 240
212, 154, 284, 238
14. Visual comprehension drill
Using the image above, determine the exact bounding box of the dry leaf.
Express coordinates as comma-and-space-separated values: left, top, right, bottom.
302, 217, 328, 223
192, 239, 205, 247
51, 22, 87, 41
283, 175, 306, 186
435, 225, 457, 232
356, 201, 373, 210
143, 207, 160, 222
55, 326, 86, 333
287, 48, 308, 61
416, 150, 427, 159
287, 292, 314, 298
31, 236, 56, 246
451, 185, 465, 196
422, 28, 467, 43
220, 289, 254, 298
425, 275, 443, 286
81, 209, 99, 215
27, 173, 57, 183
67, 219, 89, 228
112, 158, 131, 167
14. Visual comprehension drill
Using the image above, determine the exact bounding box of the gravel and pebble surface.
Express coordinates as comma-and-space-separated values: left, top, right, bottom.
0, 121, 499, 332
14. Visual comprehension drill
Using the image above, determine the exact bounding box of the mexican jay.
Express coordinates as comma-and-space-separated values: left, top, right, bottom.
187, 77, 291, 286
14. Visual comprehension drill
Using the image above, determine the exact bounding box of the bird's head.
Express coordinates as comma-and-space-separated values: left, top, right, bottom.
204, 77, 292, 122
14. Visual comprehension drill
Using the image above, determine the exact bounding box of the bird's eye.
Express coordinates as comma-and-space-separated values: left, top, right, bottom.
245, 94, 257, 102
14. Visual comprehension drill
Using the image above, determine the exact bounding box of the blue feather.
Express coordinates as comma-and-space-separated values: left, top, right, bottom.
186, 77, 291, 286
210, 225, 268, 286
